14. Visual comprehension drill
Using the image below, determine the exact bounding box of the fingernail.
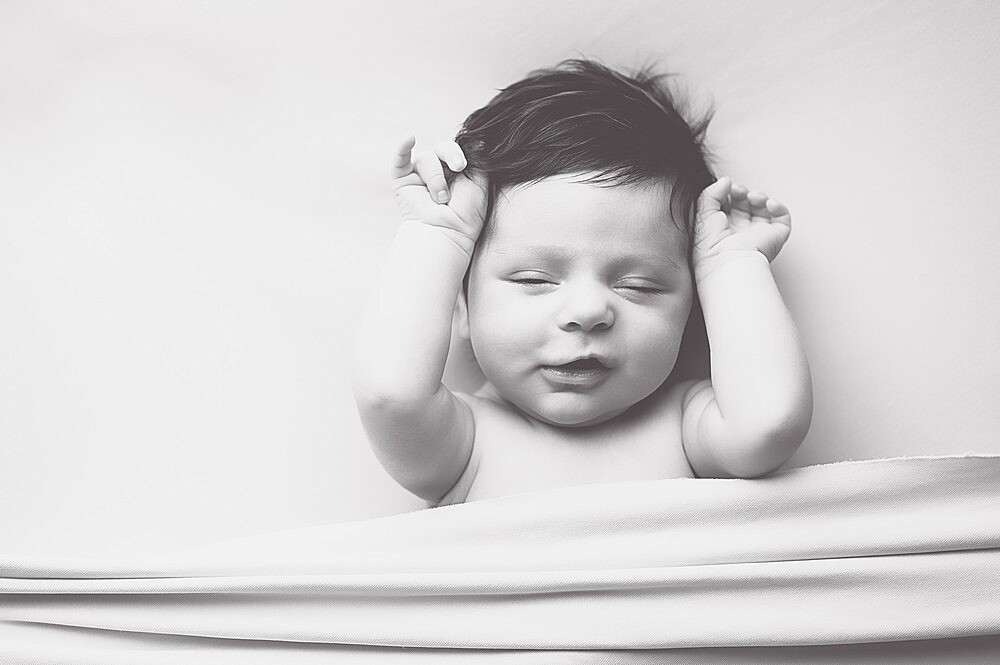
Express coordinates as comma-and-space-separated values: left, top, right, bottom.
438, 190, 449, 203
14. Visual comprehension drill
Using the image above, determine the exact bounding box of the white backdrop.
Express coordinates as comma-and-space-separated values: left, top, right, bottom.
1, 0, 998, 558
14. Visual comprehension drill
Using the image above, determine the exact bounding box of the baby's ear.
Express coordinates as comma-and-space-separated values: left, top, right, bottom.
443, 291, 486, 393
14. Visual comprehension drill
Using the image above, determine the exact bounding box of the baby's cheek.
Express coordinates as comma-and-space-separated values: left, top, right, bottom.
469, 301, 531, 366
630, 320, 683, 370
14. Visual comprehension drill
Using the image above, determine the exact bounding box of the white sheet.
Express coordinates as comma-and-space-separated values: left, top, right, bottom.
3, 455, 998, 662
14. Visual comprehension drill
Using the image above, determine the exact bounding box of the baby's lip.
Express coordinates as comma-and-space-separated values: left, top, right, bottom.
540, 356, 611, 387
544, 356, 610, 370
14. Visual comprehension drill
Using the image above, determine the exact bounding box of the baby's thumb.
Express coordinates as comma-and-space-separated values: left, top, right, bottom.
698, 177, 732, 218
449, 171, 489, 233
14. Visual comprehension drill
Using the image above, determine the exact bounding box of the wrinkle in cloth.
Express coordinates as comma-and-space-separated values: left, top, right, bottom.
1, 454, 999, 663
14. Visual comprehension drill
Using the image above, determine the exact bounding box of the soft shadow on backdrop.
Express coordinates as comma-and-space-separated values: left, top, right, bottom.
1, 0, 998, 557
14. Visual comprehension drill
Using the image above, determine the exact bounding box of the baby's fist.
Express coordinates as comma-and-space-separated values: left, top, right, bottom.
391, 136, 488, 254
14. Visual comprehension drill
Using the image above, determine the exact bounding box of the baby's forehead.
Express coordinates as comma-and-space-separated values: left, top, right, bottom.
483, 175, 686, 251
499, 172, 673, 201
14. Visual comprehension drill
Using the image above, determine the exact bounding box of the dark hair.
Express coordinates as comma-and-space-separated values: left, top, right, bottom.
449, 57, 713, 382
445, 58, 715, 241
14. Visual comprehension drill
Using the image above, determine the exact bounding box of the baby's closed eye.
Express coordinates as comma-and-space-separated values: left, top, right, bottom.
507, 272, 557, 288
615, 279, 665, 294
505, 276, 668, 299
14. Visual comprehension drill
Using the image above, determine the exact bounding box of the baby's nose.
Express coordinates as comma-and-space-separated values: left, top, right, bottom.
556, 285, 615, 332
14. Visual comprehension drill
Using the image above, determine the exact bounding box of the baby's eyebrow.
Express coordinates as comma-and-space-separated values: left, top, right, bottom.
494, 245, 686, 273
618, 252, 686, 273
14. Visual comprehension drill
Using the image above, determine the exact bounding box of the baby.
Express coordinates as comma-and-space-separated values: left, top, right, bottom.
353, 59, 813, 507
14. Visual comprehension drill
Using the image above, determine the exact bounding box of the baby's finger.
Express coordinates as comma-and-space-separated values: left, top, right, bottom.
413, 147, 452, 204
728, 182, 752, 216
433, 139, 468, 173
747, 190, 770, 218
698, 177, 732, 216
765, 198, 792, 226
390, 135, 417, 179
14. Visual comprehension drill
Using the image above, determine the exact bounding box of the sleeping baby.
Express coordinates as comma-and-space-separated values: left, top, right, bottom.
352, 59, 813, 506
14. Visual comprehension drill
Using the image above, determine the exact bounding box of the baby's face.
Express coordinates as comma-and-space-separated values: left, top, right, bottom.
465, 174, 693, 427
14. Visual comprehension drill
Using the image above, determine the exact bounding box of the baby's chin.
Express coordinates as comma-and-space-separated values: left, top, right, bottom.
513, 395, 633, 429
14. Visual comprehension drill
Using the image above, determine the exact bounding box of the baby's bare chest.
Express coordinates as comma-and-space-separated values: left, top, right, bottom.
463, 393, 694, 503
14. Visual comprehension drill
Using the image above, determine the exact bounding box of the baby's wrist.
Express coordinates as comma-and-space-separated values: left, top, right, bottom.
694, 250, 769, 286
398, 219, 479, 260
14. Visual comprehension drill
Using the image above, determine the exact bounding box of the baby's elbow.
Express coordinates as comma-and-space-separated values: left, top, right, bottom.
351, 357, 423, 410
721, 440, 798, 479
723, 411, 812, 479
352, 352, 443, 410
352, 378, 426, 417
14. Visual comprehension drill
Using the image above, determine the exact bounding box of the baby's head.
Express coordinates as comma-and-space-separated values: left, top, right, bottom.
448, 59, 714, 427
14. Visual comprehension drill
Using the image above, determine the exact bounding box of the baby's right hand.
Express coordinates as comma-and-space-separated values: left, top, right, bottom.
391, 135, 487, 252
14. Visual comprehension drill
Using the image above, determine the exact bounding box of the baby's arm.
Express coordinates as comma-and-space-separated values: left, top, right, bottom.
679, 178, 813, 478
352, 136, 486, 501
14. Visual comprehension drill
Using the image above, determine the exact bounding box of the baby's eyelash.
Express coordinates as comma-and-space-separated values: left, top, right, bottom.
506, 278, 665, 294
615, 285, 666, 299
617, 283, 663, 292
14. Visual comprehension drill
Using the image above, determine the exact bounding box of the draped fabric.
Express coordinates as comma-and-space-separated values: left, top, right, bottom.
2, 455, 999, 663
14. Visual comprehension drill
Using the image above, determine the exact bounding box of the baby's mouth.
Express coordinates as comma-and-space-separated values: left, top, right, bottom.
540, 358, 610, 386
553, 358, 607, 371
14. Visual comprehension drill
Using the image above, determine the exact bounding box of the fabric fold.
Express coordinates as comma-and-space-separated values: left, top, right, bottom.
2, 454, 999, 662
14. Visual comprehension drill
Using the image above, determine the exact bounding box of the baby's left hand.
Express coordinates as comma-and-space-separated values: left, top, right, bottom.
692, 177, 791, 280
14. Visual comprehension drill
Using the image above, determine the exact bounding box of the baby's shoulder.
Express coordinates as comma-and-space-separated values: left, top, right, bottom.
659, 377, 713, 412
427, 390, 508, 508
